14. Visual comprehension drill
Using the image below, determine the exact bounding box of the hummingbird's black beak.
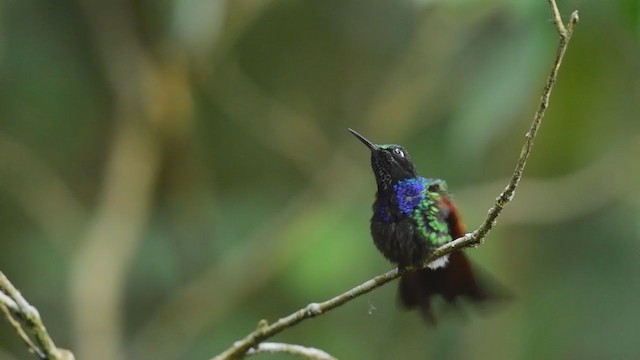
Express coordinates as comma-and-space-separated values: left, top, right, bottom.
348, 128, 378, 152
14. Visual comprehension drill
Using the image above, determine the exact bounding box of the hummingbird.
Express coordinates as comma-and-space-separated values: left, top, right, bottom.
349, 128, 495, 322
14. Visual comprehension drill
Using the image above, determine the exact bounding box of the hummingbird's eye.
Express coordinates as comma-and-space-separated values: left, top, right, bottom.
393, 148, 405, 157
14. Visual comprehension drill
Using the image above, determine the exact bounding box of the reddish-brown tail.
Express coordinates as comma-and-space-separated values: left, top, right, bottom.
398, 251, 496, 323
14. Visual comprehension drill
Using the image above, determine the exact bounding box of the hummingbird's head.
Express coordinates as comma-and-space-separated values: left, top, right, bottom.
349, 128, 418, 191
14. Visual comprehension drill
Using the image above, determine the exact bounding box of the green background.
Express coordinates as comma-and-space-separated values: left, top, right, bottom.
1, 0, 639, 359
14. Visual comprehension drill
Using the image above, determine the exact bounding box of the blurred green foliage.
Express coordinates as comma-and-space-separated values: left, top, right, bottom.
1, 0, 639, 359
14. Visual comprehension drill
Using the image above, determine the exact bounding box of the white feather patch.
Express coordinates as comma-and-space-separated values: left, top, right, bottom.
427, 254, 450, 270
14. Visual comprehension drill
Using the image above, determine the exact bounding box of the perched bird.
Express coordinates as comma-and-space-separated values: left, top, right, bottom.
349, 128, 497, 322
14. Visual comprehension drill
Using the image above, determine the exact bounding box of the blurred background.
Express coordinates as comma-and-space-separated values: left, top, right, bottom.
1, 0, 639, 359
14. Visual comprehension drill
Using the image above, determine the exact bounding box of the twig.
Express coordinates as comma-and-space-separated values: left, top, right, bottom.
0, 272, 75, 360
1, 301, 43, 359
212, 2, 578, 359
246, 342, 336, 360
468, 4, 578, 247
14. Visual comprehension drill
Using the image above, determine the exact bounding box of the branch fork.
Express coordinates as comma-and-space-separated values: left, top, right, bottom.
0, 272, 74, 360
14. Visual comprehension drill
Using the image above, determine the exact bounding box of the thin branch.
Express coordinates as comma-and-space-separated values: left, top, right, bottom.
1, 302, 43, 359
212, 268, 400, 360
0, 291, 18, 312
212, 2, 578, 359
0, 272, 75, 360
246, 342, 336, 360
469, 6, 578, 247
548, 0, 567, 35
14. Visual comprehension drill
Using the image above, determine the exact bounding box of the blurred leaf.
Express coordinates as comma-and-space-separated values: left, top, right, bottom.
449, 22, 551, 159
170, 0, 227, 54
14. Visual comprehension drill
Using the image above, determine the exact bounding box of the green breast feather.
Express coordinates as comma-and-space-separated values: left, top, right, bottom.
393, 177, 452, 246
415, 181, 451, 246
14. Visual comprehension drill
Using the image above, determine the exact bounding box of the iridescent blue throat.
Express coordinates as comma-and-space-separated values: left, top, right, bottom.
376, 177, 435, 223
394, 177, 429, 215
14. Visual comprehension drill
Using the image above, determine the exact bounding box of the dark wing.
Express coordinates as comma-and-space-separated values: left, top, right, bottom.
440, 196, 467, 238
398, 195, 506, 323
